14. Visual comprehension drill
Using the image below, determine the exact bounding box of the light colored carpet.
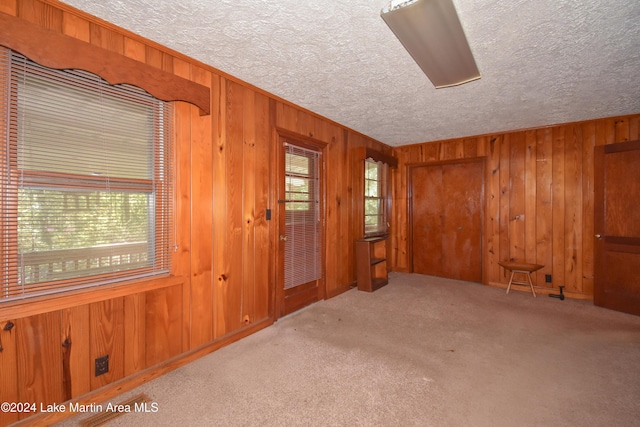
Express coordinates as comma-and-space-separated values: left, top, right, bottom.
59, 273, 640, 426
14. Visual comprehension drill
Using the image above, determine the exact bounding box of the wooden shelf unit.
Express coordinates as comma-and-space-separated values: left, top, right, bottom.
356, 236, 389, 292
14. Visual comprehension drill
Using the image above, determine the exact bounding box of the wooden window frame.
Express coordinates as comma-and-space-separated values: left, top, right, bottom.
364, 158, 389, 237
361, 148, 397, 238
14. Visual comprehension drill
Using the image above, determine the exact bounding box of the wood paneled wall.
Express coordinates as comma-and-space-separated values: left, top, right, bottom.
391, 114, 640, 298
0, 1, 389, 425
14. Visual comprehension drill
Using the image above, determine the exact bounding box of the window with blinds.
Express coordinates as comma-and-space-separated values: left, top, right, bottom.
0, 49, 174, 302
364, 158, 388, 236
283, 144, 322, 290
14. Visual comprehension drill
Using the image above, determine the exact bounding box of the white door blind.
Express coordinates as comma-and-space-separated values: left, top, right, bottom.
283, 143, 321, 289
0, 49, 174, 302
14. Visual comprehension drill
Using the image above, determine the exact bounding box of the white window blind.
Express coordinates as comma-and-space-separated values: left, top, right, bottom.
0, 49, 174, 302
284, 143, 321, 289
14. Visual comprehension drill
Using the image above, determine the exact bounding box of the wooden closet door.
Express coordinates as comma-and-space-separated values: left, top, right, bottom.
594, 141, 640, 315
411, 160, 483, 282
411, 165, 444, 276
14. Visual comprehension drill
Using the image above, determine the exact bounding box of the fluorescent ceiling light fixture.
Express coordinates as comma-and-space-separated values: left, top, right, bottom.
381, 0, 481, 88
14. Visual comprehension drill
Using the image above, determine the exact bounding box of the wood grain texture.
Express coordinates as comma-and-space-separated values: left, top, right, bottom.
89, 298, 125, 390
485, 136, 501, 283
242, 86, 257, 326
16, 311, 64, 417
509, 132, 526, 263
581, 122, 596, 296
535, 128, 553, 287
498, 135, 511, 273
524, 131, 537, 282
392, 114, 640, 297
18, 0, 62, 31
0, 13, 211, 114
189, 65, 214, 348
221, 80, 245, 334
123, 293, 146, 376
0, 0, 17, 15
172, 57, 194, 352
551, 126, 566, 288
253, 92, 271, 321
4, 2, 639, 425
211, 75, 228, 338
61, 305, 90, 399
0, 320, 19, 426
145, 285, 183, 367
61, 10, 89, 42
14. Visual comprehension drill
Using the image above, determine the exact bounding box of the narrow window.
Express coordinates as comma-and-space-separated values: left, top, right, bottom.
364, 158, 388, 236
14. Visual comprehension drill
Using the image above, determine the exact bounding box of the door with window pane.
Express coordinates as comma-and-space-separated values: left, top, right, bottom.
278, 142, 323, 316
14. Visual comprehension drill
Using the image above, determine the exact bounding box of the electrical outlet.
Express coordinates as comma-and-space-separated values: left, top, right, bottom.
95, 355, 109, 377
545, 274, 552, 283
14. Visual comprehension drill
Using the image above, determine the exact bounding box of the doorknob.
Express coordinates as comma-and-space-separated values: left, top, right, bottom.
280, 235, 288, 241
595, 234, 603, 239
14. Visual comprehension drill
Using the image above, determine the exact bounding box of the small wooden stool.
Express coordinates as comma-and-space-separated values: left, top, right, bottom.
498, 261, 544, 297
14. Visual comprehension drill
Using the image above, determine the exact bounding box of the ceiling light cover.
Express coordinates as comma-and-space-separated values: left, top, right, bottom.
381, 0, 481, 88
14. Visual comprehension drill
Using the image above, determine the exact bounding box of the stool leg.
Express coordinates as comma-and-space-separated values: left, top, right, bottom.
526, 272, 537, 298
506, 271, 515, 294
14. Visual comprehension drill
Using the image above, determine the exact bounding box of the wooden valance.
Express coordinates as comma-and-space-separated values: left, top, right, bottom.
362, 147, 398, 168
0, 12, 210, 115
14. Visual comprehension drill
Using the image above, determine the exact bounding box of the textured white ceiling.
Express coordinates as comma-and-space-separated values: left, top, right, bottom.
60, 0, 640, 146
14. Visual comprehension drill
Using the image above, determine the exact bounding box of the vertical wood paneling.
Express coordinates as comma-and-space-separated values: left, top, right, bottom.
564, 124, 582, 292
614, 116, 630, 142
61, 11, 89, 42
0, 320, 19, 426
551, 126, 566, 288
524, 131, 537, 283
145, 285, 182, 367
535, 128, 553, 286
213, 76, 229, 338
242, 88, 257, 325
16, 311, 64, 415
390, 146, 415, 271
325, 131, 343, 295
171, 57, 194, 352
61, 305, 90, 400
89, 22, 124, 53
124, 37, 146, 62
123, 293, 146, 376
509, 132, 526, 262
0, 0, 17, 15
189, 65, 214, 348
581, 122, 596, 296
221, 80, 244, 334
597, 117, 616, 146
339, 131, 353, 293
5, 4, 639, 426
629, 116, 640, 139
498, 135, 511, 272
486, 136, 501, 282
18, 0, 62, 31
253, 92, 271, 321
89, 298, 124, 390
392, 114, 640, 297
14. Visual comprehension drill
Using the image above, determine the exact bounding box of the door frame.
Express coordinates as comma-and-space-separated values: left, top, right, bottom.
407, 157, 485, 281
273, 128, 327, 319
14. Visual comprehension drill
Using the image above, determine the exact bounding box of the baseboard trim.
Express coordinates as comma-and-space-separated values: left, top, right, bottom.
486, 281, 593, 301
12, 317, 274, 427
